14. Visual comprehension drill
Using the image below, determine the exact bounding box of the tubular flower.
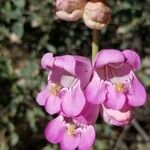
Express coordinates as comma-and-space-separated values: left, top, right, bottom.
73, 101, 99, 125
55, 0, 87, 21
83, 0, 111, 30
36, 53, 92, 116
100, 105, 133, 126
86, 49, 147, 110
44, 115, 95, 150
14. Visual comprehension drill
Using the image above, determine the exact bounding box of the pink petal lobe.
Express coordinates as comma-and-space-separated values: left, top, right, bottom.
44, 116, 65, 144
85, 72, 107, 104
78, 126, 95, 150
94, 49, 125, 68
61, 81, 86, 117
74, 56, 92, 88
54, 55, 76, 75
41, 53, 54, 70
45, 95, 61, 115
123, 49, 141, 70
127, 75, 147, 107
104, 84, 126, 110
60, 132, 80, 150
36, 86, 49, 106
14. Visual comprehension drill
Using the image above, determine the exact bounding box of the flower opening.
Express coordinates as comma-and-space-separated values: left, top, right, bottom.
115, 82, 126, 93
50, 83, 62, 96
67, 124, 76, 135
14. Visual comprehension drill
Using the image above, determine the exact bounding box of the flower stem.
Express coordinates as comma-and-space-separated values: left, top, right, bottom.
92, 30, 100, 59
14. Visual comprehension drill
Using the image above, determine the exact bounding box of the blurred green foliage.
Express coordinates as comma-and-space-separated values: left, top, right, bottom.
0, 0, 150, 150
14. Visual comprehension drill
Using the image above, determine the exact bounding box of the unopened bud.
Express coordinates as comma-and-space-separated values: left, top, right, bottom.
83, 1, 111, 30
55, 0, 87, 21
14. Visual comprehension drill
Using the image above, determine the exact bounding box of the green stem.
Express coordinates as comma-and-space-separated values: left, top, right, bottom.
92, 30, 100, 59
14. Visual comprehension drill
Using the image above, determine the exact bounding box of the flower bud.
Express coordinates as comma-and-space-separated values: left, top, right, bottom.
83, 0, 111, 30
55, 0, 87, 21
101, 105, 133, 126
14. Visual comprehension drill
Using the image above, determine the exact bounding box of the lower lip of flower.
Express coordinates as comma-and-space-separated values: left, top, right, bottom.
50, 83, 62, 96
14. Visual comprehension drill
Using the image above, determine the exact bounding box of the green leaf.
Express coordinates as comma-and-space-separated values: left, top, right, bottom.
12, 22, 24, 38
11, 0, 26, 9
46, 44, 57, 53
10, 132, 19, 146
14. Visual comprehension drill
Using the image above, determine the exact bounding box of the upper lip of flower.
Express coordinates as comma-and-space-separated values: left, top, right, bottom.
95, 63, 133, 95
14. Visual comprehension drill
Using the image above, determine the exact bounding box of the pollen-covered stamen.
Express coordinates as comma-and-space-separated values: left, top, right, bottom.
50, 83, 62, 96
115, 83, 126, 92
67, 124, 76, 135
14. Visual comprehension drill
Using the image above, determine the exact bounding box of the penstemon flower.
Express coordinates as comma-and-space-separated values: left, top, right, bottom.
36, 2, 147, 148
44, 115, 96, 150
36, 53, 92, 116
86, 49, 147, 110
37, 49, 147, 149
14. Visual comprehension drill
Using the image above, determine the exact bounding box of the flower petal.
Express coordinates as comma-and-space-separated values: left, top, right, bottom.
78, 126, 95, 150
41, 53, 54, 70
94, 49, 125, 68
60, 132, 80, 150
85, 72, 107, 104
36, 86, 49, 106
104, 84, 126, 110
127, 75, 147, 107
123, 49, 141, 70
74, 56, 92, 88
45, 95, 61, 115
108, 63, 132, 83
54, 55, 76, 75
74, 102, 99, 125
61, 81, 86, 117
44, 116, 65, 144
48, 67, 69, 84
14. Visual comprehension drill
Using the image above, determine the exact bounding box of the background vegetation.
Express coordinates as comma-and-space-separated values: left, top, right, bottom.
0, 0, 150, 149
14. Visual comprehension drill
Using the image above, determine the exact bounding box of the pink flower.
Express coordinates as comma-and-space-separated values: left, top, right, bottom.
36, 53, 92, 116
100, 105, 133, 126
44, 115, 95, 150
83, 1, 111, 30
55, 0, 87, 21
86, 49, 147, 110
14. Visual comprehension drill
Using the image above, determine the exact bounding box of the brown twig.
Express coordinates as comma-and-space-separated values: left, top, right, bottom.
113, 125, 131, 150
114, 119, 150, 150
132, 119, 150, 142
